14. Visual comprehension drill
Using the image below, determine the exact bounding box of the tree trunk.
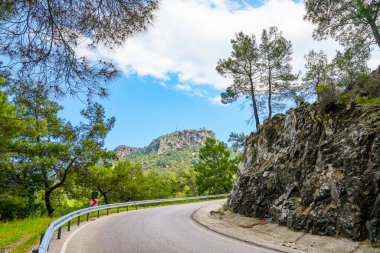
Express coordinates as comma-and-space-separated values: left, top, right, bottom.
99, 189, 109, 204
249, 80, 260, 129
45, 190, 55, 217
268, 69, 272, 119
124, 197, 133, 202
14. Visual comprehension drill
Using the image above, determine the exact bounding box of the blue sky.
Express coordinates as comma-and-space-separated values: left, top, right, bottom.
60, 0, 378, 150
60, 74, 255, 149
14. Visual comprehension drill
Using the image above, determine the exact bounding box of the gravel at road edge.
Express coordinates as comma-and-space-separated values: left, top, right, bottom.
192, 201, 379, 253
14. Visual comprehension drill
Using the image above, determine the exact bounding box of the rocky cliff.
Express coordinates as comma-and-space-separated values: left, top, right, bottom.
114, 145, 144, 159
228, 104, 380, 245
145, 129, 215, 154
115, 129, 215, 159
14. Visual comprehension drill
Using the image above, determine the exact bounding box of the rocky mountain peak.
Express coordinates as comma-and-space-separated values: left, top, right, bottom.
146, 128, 215, 154
115, 128, 215, 159
114, 145, 144, 159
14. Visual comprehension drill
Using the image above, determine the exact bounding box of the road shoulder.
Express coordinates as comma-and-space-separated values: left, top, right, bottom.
192, 201, 379, 253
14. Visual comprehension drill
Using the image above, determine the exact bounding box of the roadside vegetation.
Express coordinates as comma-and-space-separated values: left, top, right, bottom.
0, 217, 54, 253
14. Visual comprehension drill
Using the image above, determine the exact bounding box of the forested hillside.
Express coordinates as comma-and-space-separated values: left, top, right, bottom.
115, 129, 215, 170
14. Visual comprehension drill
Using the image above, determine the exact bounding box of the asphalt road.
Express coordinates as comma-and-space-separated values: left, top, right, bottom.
62, 200, 277, 253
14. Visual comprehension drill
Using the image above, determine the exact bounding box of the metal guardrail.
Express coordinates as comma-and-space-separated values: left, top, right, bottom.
37, 194, 229, 253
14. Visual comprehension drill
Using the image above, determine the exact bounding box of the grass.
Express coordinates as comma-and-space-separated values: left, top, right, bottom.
0, 216, 55, 253
0, 198, 223, 252
355, 96, 380, 106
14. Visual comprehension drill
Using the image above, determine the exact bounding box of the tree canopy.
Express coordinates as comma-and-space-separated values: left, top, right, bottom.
304, 0, 380, 52
217, 27, 297, 128
302, 46, 371, 106
217, 32, 262, 128
82, 160, 144, 204
195, 138, 240, 194
0, 0, 158, 98
228, 132, 248, 152
259, 27, 296, 119
0, 83, 116, 217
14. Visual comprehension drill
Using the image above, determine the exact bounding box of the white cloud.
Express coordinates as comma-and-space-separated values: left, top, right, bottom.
173, 83, 208, 97
174, 84, 192, 91
96, 0, 378, 92
209, 96, 228, 106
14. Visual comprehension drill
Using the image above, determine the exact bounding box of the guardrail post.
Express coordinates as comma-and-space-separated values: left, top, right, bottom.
39, 232, 45, 245
97, 210, 100, 218
57, 227, 62, 239
77, 216, 81, 226
144, 204, 146, 209
135, 205, 137, 210
107, 209, 109, 216
117, 207, 119, 213
126, 206, 128, 212
87, 213, 90, 221
68, 220, 71, 231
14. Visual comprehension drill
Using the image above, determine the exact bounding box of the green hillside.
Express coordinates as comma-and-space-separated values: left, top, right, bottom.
125, 146, 199, 170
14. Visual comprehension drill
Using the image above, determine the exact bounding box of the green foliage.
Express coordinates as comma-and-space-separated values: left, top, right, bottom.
143, 170, 174, 199
350, 71, 380, 98
217, 32, 261, 128
0, 77, 25, 156
0, 216, 54, 252
333, 48, 370, 86
217, 27, 297, 128
316, 83, 332, 95
303, 1, 377, 105
168, 167, 197, 197
303, 50, 331, 99
294, 95, 304, 106
0, 2, 13, 18
81, 160, 146, 204
126, 147, 198, 171
0, 0, 158, 98
228, 132, 248, 151
72, 155, 199, 205
195, 138, 240, 194
355, 96, 380, 106
304, 0, 380, 51
124, 146, 218, 198
0, 82, 115, 219
0, 76, 38, 221
302, 48, 371, 109
259, 26, 297, 118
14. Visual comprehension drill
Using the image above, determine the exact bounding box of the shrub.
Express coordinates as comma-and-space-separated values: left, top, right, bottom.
355, 96, 380, 106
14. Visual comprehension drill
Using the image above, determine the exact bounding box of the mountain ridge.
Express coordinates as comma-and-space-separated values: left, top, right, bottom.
115, 128, 215, 159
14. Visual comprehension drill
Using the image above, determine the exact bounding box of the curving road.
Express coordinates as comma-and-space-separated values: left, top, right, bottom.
61, 200, 277, 253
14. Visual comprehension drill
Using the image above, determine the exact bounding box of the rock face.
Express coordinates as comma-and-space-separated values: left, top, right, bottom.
228, 104, 380, 245
145, 129, 215, 154
115, 129, 215, 158
114, 146, 143, 159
